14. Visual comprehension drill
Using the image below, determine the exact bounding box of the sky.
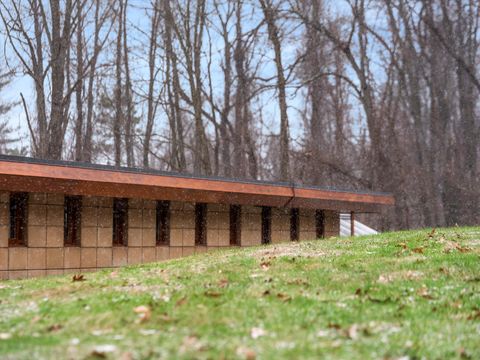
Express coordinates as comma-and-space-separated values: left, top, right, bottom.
0, 0, 372, 161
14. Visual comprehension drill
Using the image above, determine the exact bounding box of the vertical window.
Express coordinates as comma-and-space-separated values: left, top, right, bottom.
64, 196, 82, 246
315, 210, 325, 239
290, 208, 300, 241
9, 192, 28, 247
195, 203, 207, 246
261, 206, 271, 245
229, 205, 241, 246
113, 198, 128, 246
156, 200, 170, 245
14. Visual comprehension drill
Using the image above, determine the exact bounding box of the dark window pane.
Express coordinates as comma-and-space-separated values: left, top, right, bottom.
290, 208, 300, 241
113, 198, 128, 246
261, 206, 271, 245
9, 192, 28, 247
156, 200, 170, 245
229, 205, 241, 246
64, 196, 82, 246
315, 210, 325, 239
195, 203, 207, 246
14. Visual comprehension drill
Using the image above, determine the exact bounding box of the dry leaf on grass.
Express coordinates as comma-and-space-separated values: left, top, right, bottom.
47, 324, 63, 332
412, 247, 424, 254
444, 241, 472, 253
91, 344, 117, 358
72, 274, 85, 282
236, 346, 256, 360
466, 310, 480, 321
417, 285, 434, 299
218, 278, 229, 288
133, 305, 151, 323
260, 261, 271, 270
345, 324, 359, 340
204, 291, 222, 297
175, 297, 187, 307
377, 274, 393, 284
276, 293, 291, 302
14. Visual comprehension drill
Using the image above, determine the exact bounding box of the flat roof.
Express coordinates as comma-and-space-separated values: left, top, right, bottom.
0, 155, 394, 212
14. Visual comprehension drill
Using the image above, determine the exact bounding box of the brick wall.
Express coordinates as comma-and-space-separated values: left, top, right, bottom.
0, 192, 341, 280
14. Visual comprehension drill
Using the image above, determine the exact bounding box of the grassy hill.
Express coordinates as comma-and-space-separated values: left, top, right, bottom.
0, 227, 479, 359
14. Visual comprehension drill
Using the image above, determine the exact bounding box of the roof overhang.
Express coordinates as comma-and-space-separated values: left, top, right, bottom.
0, 157, 394, 212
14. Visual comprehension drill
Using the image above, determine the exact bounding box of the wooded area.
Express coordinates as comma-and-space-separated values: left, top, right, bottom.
0, 0, 478, 230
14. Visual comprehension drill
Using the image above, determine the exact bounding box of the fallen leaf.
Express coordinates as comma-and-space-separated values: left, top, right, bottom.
466, 310, 480, 321
397, 242, 408, 249
377, 274, 392, 284
47, 324, 63, 332
458, 347, 472, 359
327, 323, 341, 330
175, 297, 187, 307
451, 300, 462, 309
444, 241, 472, 253
417, 285, 434, 299
218, 278, 229, 288
204, 291, 222, 297
262, 290, 271, 296
427, 228, 436, 238
133, 305, 151, 323
276, 293, 291, 302
72, 274, 85, 282
346, 324, 359, 340
236, 346, 256, 360
260, 261, 271, 270
251, 327, 266, 339
412, 246, 424, 254
91, 344, 117, 358
439, 267, 449, 274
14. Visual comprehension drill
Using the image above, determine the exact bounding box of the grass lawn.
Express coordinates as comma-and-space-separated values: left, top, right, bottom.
0, 227, 479, 359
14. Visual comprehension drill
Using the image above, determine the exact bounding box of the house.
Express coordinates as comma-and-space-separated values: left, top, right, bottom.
0, 155, 394, 279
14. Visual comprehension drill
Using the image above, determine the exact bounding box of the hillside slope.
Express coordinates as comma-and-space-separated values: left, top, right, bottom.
1, 227, 479, 359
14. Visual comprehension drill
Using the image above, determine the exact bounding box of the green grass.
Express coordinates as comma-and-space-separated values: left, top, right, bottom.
1, 227, 480, 359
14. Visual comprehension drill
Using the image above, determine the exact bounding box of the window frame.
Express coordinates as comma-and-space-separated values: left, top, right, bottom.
290, 208, 300, 241
113, 198, 129, 246
64, 195, 82, 247
261, 206, 271, 245
156, 200, 170, 246
195, 203, 207, 246
229, 204, 241, 246
8, 192, 28, 247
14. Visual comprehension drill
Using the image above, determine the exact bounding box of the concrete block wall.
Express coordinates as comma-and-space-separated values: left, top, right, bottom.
0, 192, 341, 280
324, 210, 340, 238
271, 208, 291, 243
240, 206, 262, 246
299, 209, 317, 241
